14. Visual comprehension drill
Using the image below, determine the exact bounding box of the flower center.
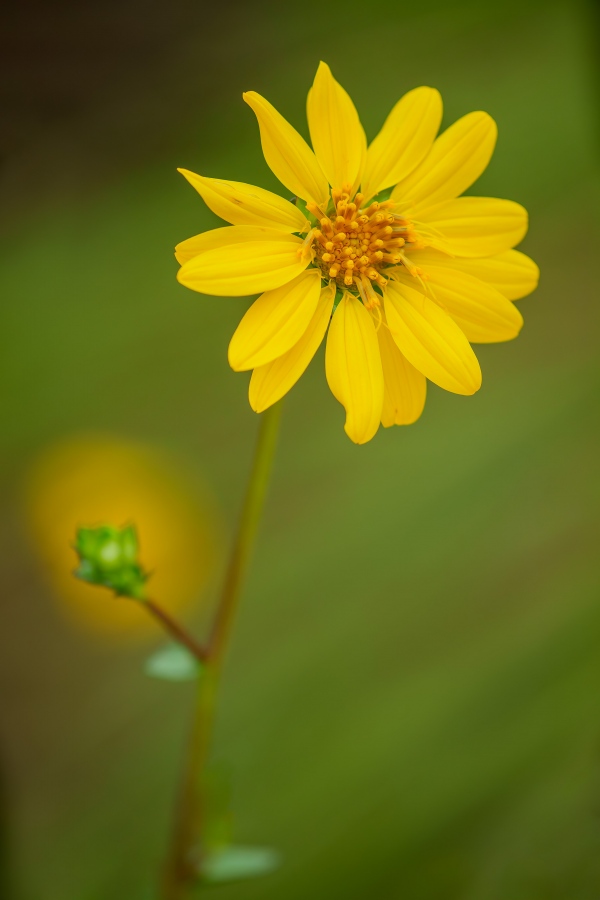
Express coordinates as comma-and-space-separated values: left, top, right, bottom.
306, 189, 418, 305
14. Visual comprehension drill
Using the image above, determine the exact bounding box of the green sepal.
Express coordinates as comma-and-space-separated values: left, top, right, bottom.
332, 287, 344, 311
144, 642, 201, 682
73, 524, 149, 599
292, 195, 311, 224
373, 186, 393, 202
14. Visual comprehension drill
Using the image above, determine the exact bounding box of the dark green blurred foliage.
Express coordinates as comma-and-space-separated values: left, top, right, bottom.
1, 0, 599, 899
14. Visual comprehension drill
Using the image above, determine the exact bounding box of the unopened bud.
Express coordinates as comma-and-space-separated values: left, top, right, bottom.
73, 524, 149, 599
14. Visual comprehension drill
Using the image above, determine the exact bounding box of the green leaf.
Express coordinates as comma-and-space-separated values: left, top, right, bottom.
144, 642, 201, 682
201, 845, 280, 884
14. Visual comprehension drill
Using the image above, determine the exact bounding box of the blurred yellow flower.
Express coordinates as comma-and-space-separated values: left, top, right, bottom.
24, 434, 220, 640
176, 62, 539, 444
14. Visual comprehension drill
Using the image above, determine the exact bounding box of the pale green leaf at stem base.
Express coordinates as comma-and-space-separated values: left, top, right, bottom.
199, 845, 280, 884
144, 642, 201, 682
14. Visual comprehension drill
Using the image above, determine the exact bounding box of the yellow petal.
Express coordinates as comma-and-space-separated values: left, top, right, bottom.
306, 61, 366, 192
361, 87, 442, 202
384, 279, 481, 395
177, 234, 308, 297
175, 225, 299, 265
377, 314, 427, 426
351, 134, 368, 198
228, 269, 322, 371
325, 293, 384, 444
408, 248, 539, 300
392, 111, 497, 213
178, 169, 308, 232
395, 268, 523, 343
243, 91, 330, 206
249, 283, 335, 411
419, 197, 528, 257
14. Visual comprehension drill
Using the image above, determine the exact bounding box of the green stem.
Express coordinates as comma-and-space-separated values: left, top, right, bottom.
162, 666, 217, 899
207, 400, 284, 667
144, 599, 207, 663
162, 401, 284, 899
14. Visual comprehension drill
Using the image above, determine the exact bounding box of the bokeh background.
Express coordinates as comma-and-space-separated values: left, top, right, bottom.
2, 0, 600, 897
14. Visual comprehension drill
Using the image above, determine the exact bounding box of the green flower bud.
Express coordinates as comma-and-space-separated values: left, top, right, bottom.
73, 524, 149, 599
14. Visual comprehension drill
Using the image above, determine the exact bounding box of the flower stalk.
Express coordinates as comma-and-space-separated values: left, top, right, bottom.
207, 398, 284, 667
162, 400, 283, 898
144, 599, 207, 663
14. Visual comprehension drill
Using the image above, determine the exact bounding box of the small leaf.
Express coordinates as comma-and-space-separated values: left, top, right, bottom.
201, 845, 280, 884
145, 643, 201, 682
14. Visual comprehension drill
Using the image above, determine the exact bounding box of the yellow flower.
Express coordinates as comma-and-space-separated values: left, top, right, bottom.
176, 62, 539, 444
23, 434, 220, 641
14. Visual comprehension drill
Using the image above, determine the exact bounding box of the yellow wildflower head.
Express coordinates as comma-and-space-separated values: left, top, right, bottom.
23, 434, 220, 640
176, 62, 539, 444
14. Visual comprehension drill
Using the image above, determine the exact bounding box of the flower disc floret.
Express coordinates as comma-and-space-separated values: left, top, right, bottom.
305, 189, 421, 303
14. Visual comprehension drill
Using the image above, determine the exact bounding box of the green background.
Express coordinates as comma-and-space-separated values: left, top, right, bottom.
2, 0, 600, 896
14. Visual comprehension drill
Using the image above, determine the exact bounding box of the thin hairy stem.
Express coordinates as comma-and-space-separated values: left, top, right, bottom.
162, 401, 283, 898
144, 599, 207, 663
208, 401, 284, 667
